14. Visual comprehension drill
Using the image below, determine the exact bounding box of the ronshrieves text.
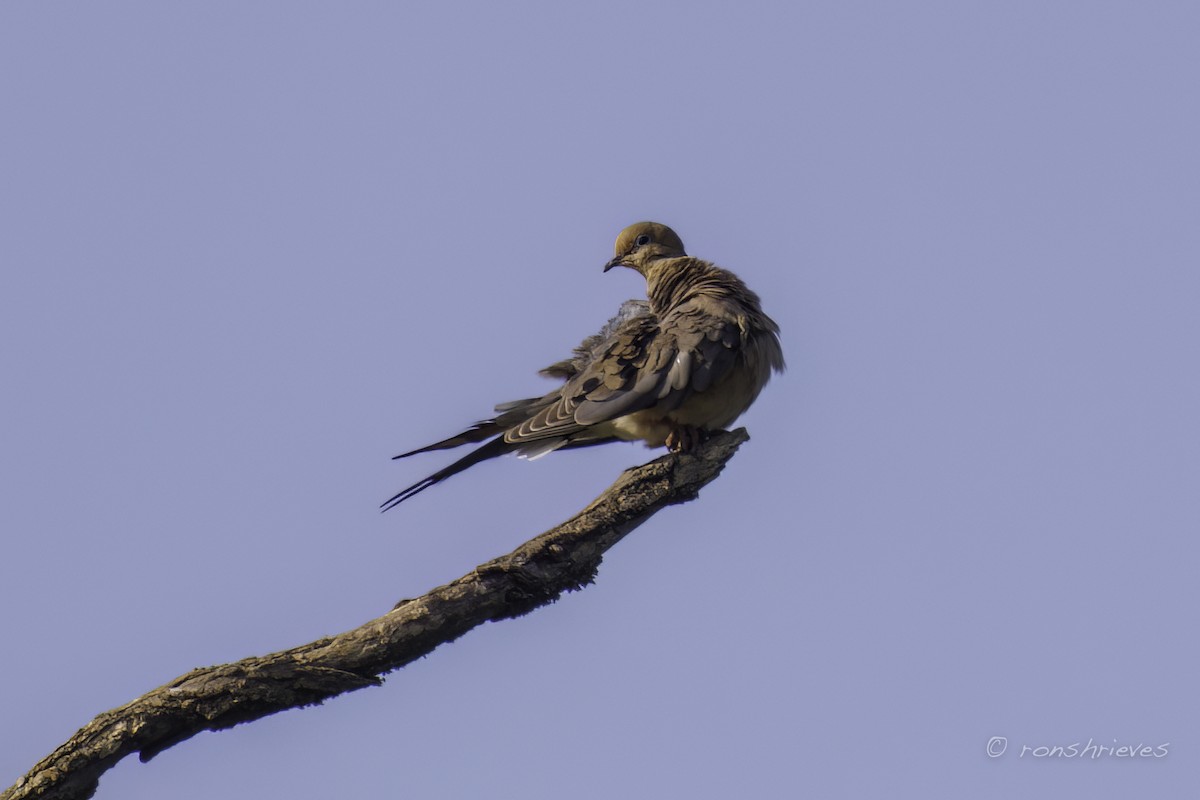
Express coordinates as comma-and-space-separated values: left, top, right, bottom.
986, 737, 1169, 759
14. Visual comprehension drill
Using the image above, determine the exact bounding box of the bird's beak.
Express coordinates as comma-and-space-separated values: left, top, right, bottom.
603, 255, 626, 272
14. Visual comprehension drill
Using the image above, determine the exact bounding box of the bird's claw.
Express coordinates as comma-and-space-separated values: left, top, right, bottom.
666, 425, 708, 454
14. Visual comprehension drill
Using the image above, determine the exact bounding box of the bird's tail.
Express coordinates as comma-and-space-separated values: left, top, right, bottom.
390, 422, 504, 459
380, 437, 513, 511
390, 394, 557, 460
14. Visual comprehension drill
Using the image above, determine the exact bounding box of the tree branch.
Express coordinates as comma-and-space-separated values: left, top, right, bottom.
4, 429, 750, 800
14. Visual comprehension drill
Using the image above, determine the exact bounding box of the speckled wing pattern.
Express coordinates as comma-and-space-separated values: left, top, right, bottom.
504, 297, 743, 446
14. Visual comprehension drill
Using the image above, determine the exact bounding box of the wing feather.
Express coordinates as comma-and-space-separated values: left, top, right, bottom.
502, 297, 744, 444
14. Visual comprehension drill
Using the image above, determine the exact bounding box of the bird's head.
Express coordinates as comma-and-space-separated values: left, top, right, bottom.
604, 221, 686, 276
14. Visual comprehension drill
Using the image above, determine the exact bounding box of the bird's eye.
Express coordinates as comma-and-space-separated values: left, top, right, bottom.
634, 234, 652, 247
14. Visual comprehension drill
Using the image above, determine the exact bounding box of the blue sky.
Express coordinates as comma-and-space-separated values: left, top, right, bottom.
3, 3, 1198, 798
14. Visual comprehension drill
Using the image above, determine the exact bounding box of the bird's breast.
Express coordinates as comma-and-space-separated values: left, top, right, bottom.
608, 349, 774, 447
665, 359, 767, 430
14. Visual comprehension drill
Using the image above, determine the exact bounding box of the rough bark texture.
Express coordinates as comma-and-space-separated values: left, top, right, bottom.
4, 429, 749, 800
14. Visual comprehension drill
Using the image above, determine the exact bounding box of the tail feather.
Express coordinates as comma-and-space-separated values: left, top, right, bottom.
392, 394, 560, 460
391, 422, 504, 459
381, 437, 513, 511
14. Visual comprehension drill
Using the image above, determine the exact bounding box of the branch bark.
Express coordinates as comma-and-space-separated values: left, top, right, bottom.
4, 428, 750, 800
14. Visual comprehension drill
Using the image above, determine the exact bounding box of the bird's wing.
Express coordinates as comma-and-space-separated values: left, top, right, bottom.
391, 300, 654, 460
538, 299, 652, 379
505, 297, 742, 443
383, 301, 659, 507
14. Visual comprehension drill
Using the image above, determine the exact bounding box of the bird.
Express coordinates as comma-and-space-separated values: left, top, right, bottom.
381, 221, 784, 511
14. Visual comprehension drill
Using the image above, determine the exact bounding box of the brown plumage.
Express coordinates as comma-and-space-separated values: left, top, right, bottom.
382, 222, 784, 510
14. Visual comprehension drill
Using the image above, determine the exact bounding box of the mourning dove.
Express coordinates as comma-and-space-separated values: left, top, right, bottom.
382, 221, 784, 510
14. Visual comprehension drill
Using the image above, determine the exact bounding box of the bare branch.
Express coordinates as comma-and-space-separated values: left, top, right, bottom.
4, 429, 749, 800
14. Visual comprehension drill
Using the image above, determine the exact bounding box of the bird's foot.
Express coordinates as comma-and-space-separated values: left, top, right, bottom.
666, 425, 708, 454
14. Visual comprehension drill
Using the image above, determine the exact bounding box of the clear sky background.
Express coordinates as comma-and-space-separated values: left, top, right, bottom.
3, 3, 1197, 798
